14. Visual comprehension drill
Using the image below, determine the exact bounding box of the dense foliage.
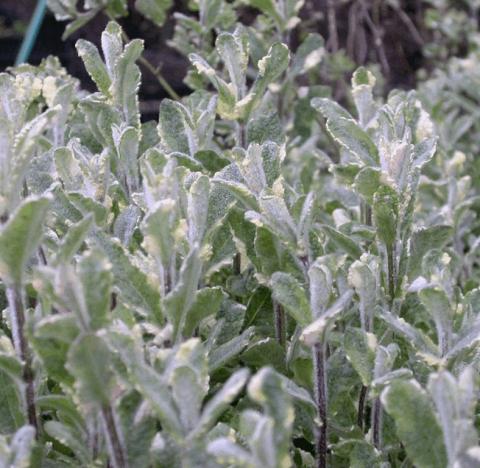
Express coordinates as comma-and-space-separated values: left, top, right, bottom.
1, 1, 480, 467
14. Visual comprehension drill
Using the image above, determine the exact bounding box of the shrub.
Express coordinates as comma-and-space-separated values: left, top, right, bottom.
0, 1, 480, 467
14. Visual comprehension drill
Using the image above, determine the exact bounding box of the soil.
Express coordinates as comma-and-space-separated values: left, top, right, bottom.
0, 0, 463, 118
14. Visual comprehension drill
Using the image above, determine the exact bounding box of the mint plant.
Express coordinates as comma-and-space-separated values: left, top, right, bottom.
0, 2, 480, 467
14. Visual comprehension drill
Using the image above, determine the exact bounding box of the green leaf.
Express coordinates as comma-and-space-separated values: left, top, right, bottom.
54, 214, 94, 265
308, 260, 332, 318
158, 99, 193, 154
351, 67, 377, 128
5, 425, 36, 467
188, 175, 210, 245
76, 39, 111, 96
0, 371, 24, 433
408, 225, 453, 280
270, 272, 311, 326
326, 117, 379, 166
0, 196, 51, 286
78, 249, 113, 331
67, 333, 114, 406
373, 185, 398, 247
44, 420, 89, 464
135, 0, 173, 27
382, 380, 448, 468
195, 368, 250, 436
164, 247, 202, 340
344, 328, 377, 386
183, 287, 226, 337
209, 327, 255, 372
321, 225, 362, 259
301, 290, 353, 345
216, 30, 248, 99
418, 287, 452, 357
92, 231, 162, 322
311, 97, 354, 121
353, 167, 383, 204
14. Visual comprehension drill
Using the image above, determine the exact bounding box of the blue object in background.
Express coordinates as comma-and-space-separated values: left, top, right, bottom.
15, 0, 47, 66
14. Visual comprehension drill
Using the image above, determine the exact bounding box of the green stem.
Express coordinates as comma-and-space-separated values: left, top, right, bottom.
6, 285, 38, 433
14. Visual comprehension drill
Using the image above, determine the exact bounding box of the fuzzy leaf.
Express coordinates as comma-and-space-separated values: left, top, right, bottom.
0, 196, 51, 285
382, 380, 448, 468
270, 272, 311, 326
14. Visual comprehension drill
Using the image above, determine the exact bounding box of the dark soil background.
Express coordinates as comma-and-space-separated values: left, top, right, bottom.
0, 0, 470, 115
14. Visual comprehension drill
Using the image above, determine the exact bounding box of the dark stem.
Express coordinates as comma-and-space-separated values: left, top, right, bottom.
233, 252, 241, 276
372, 397, 382, 449
273, 301, 286, 348
357, 385, 368, 430
6, 285, 38, 433
101, 404, 128, 468
313, 342, 327, 468
326, 0, 339, 52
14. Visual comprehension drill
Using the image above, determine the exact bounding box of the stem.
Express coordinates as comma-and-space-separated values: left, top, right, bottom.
387, 245, 395, 303
313, 342, 327, 468
101, 404, 128, 468
104, 12, 180, 101
372, 397, 382, 449
326, 0, 339, 52
233, 252, 241, 276
273, 301, 286, 348
137, 55, 181, 101
357, 385, 368, 430
6, 285, 38, 433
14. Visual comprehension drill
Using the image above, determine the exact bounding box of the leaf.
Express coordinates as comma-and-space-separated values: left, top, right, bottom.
0, 371, 24, 433
290, 33, 325, 77
372, 185, 398, 248
216, 30, 248, 99
158, 99, 193, 154
76, 39, 111, 96
353, 167, 383, 204
209, 327, 255, 372
321, 225, 362, 259
130, 364, 183, 437
382, 380, 448, 468
67, 333, 114, 406
418, 287, 452, 357
428, 370, 477, 464
188, 175, 210, 245
0, 196, 51, 286
344, 327, 377, 386
308, 260, 332, 318
325, 117, 379, 166
55, 214, 94, 265
301, 290, 353, 346
270, 272, 311, 326
92, 231, 162, 322
44, 420, 89, 464
7, 425, 36, 467
408, 225, 453, 280
78, 249, 113, 331
183, 287, 226, 337
135, 0, 173, 27
164, 247, 202, 340
311, 97, 354, 121
195, 368, 250, 436
351, 67, 377, 128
